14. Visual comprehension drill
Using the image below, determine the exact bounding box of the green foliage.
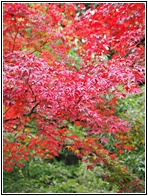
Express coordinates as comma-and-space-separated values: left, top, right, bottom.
66, 121, 88, 139
117, 86, 145, 181
116, 85, 145, 120
3, 157, 119, 193
102, 86, 145, 181
66, 48, 81, 67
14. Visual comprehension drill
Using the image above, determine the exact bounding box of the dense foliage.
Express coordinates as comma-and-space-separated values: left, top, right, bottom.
3, 3, 145, 193
3, 158, 119, 193
3, 86, 145, 193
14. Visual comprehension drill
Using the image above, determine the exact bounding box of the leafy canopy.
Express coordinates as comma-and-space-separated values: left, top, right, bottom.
3, 3, 145, 186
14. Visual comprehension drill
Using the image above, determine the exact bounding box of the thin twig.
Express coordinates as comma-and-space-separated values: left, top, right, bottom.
29, 40, 49, 55
12, 26, 19, 52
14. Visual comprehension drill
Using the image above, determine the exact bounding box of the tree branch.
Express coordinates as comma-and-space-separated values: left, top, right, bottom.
12, 26, 19, 52
29, 40, 49, 55
3, 102, 41, 123
73, 94, 84, 109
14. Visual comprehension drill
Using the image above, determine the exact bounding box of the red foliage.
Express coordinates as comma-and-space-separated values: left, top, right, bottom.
3, 3, 145, 170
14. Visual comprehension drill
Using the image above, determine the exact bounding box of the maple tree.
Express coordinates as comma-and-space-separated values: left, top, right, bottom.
3, 3, 145, 192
